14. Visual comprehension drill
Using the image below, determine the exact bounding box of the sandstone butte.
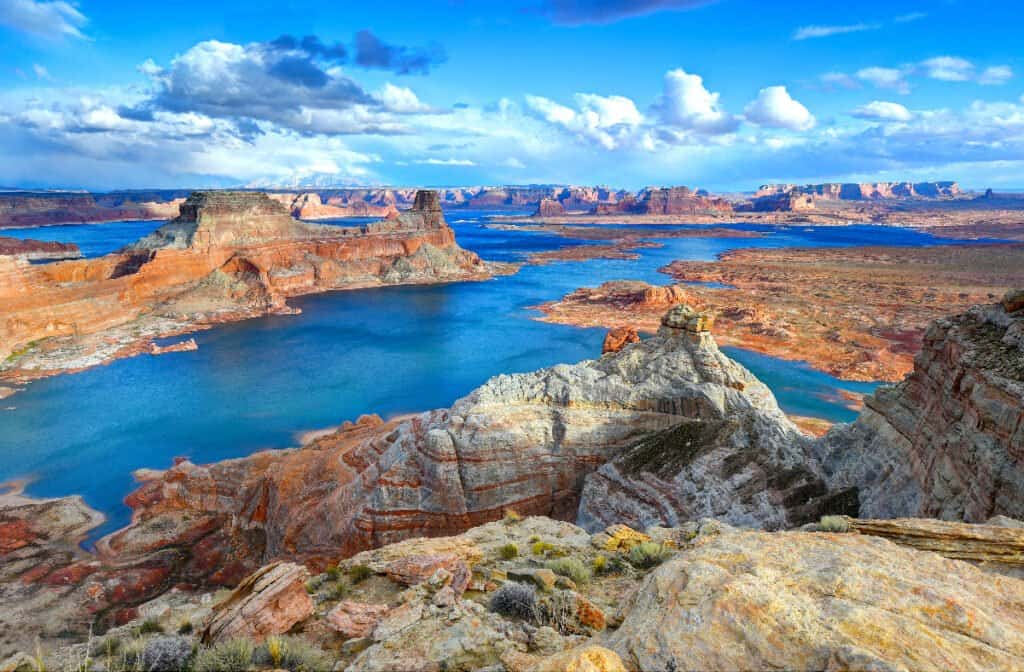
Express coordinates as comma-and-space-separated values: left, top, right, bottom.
533, 243, 1024, 383
0, 190, 499, 386
0, 236, 82, 262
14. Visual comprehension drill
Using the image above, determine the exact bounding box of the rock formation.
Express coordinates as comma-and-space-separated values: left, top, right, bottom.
815, 292, 1024, 521
601, 326, 639, 354
0, 236, 82, 262
97, 304, 816, 589
533, 198, 566, 218
755, 181, 962, 202
602, 520, 1024, 671
0, 191, 184, 228
0, 190, 493, 383
594, 186, 732, 216
199, 562, 313, 644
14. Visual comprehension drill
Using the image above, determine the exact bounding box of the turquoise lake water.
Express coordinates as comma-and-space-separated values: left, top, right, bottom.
0, 214, 975, 538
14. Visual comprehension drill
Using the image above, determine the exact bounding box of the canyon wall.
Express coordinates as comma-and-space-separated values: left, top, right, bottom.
0, 190, 490, 380
0, 191, 186, 228
815, 291, 1024, 521
594, 186, 732, 216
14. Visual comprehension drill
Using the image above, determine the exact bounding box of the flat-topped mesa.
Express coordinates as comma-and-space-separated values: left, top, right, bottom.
594, 186, 733, 216
131, 191, 324, 250
755, 181, 961, 202
533, 197, 567, 217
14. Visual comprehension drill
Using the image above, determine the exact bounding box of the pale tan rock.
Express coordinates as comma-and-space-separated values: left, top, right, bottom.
605, 526, 1024, 671
200, 562, 313, 644
326, 601, 390, 639
532, 646, 627, 672
383, 553, 471, 596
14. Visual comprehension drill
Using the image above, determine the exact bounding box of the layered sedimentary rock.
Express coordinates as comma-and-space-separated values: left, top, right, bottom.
755, 181, 962, 201
0, 190, 491, 381
0, 191, 184, 228
576, 307, 856, 532
0, 236, 82, 262
536, 245, 1024, 382
533, 198, 566, 218
603, 521, 1024, 671
98, 305, 812, 588
594, 186, 732, 216
815, 294, 1024, 521
268, 192, 399, 220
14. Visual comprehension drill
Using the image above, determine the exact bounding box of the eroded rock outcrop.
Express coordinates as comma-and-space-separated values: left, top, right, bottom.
816, 293, 1024, 521
603, 521, 1024, 671
0, 236, 82, 262
0, 190, 493, 383
199, 561, 313, 644
594, 186, 732, 216
100, 305, 807, 587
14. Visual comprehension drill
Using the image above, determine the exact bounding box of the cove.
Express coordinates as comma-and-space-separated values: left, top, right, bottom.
0, 213, 980, 539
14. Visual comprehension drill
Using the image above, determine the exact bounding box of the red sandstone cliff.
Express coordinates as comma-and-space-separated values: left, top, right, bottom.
594, 186, 732, 216
0, 191, 492, 382
0, 236, 82, 261
0, 191, 185, 228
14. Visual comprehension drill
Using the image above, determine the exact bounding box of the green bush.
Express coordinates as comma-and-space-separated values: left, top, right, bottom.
499, 543, 519, 560
531, 540, 554, 556
591, 555, 608, 574
137, 618, 164, 635
325, 564, 341, 581
628, 541, 672, 569
254, 635, 332, 672
818, 515, 850, 533
177, 618, 193, 635
192, 639, 254, 672
503, 508, 522, 523
349, 564, 373, 584
545, 557, 592, 585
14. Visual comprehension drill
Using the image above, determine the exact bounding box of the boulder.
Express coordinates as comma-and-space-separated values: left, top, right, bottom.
200, 562, 313, 644
601, 326, 640, 354
531, 646, 627, 672
383, 553, 471, 596
605, 524, 1024, 671
327, 601, 390, 639
507, 568, 557, 592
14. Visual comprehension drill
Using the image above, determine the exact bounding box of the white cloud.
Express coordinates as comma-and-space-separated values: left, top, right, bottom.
500, 157, 526, 169
413, 157, 476, 166
979, 65, 1013, 86
819, 72, 860, 90
744, 86, 815, 131
793, 23, 876, 40
856, 66, 911, 94
525, 92, 644, 149
920, 56, 974, 82
374, 83, 433, 113
0, 0, 87, 39
653, 68, 738, 134
851, 101, 913, 122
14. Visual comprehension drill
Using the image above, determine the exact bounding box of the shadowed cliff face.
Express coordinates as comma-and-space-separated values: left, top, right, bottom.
0, 190, 493, 383
815, 291, 1024, 522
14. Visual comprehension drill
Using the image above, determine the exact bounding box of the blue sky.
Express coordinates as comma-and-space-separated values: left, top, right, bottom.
1, 0, 1022, 190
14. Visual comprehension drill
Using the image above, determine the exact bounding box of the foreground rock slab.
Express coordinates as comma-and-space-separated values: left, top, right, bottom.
200, 561, 313, 644
604, 523, 1024, 672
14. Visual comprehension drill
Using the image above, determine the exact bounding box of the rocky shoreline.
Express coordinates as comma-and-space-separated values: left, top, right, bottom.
0, 191, 508, 392
2, 293, 1021, 668
533, 243, 1024, 382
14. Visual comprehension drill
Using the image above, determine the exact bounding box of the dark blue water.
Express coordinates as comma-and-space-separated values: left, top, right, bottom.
0, 215, 979, 538
1, 220, 166, 258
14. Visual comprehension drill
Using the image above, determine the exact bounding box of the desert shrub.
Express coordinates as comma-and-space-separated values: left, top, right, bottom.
325, 564, 341, 581
349, 564, 373, 584
528, 535, 541, 543
325, 582, 349, 600
499, 543, 519, 560
254, 635, 331, 672
531, 540, 554, 556
489, 581, 538, 622
538, 589, 580, 635
591, 555, 607, 574
192, 639, 254, 672
140, 635, 192, 672
137, 619, 164, 635
503, 508, 522, 523
628, 542, 672, 569
305, 576, 323, 594
545, 557, 591, 585
818, 515, 850, 533
176, 618, 193, 635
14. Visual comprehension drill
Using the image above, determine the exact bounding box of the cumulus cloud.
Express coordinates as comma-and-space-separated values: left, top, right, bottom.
537, 0, 715, 25
856, 66, 911, 94
0, 0, 87, 39
793, 23, 876, 40
743, 86, 815, 131
979, 65, 1013, 86
374, 83, 433, 113
525, 92, 644, 149
851, 100, 913, 122
920, 56, 974, 82
353, 30, 446, 75
653, 68, 739, 135
413, 157, 476, 166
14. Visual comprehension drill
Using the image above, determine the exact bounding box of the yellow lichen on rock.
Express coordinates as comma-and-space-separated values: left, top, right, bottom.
532, 645, 627, 672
